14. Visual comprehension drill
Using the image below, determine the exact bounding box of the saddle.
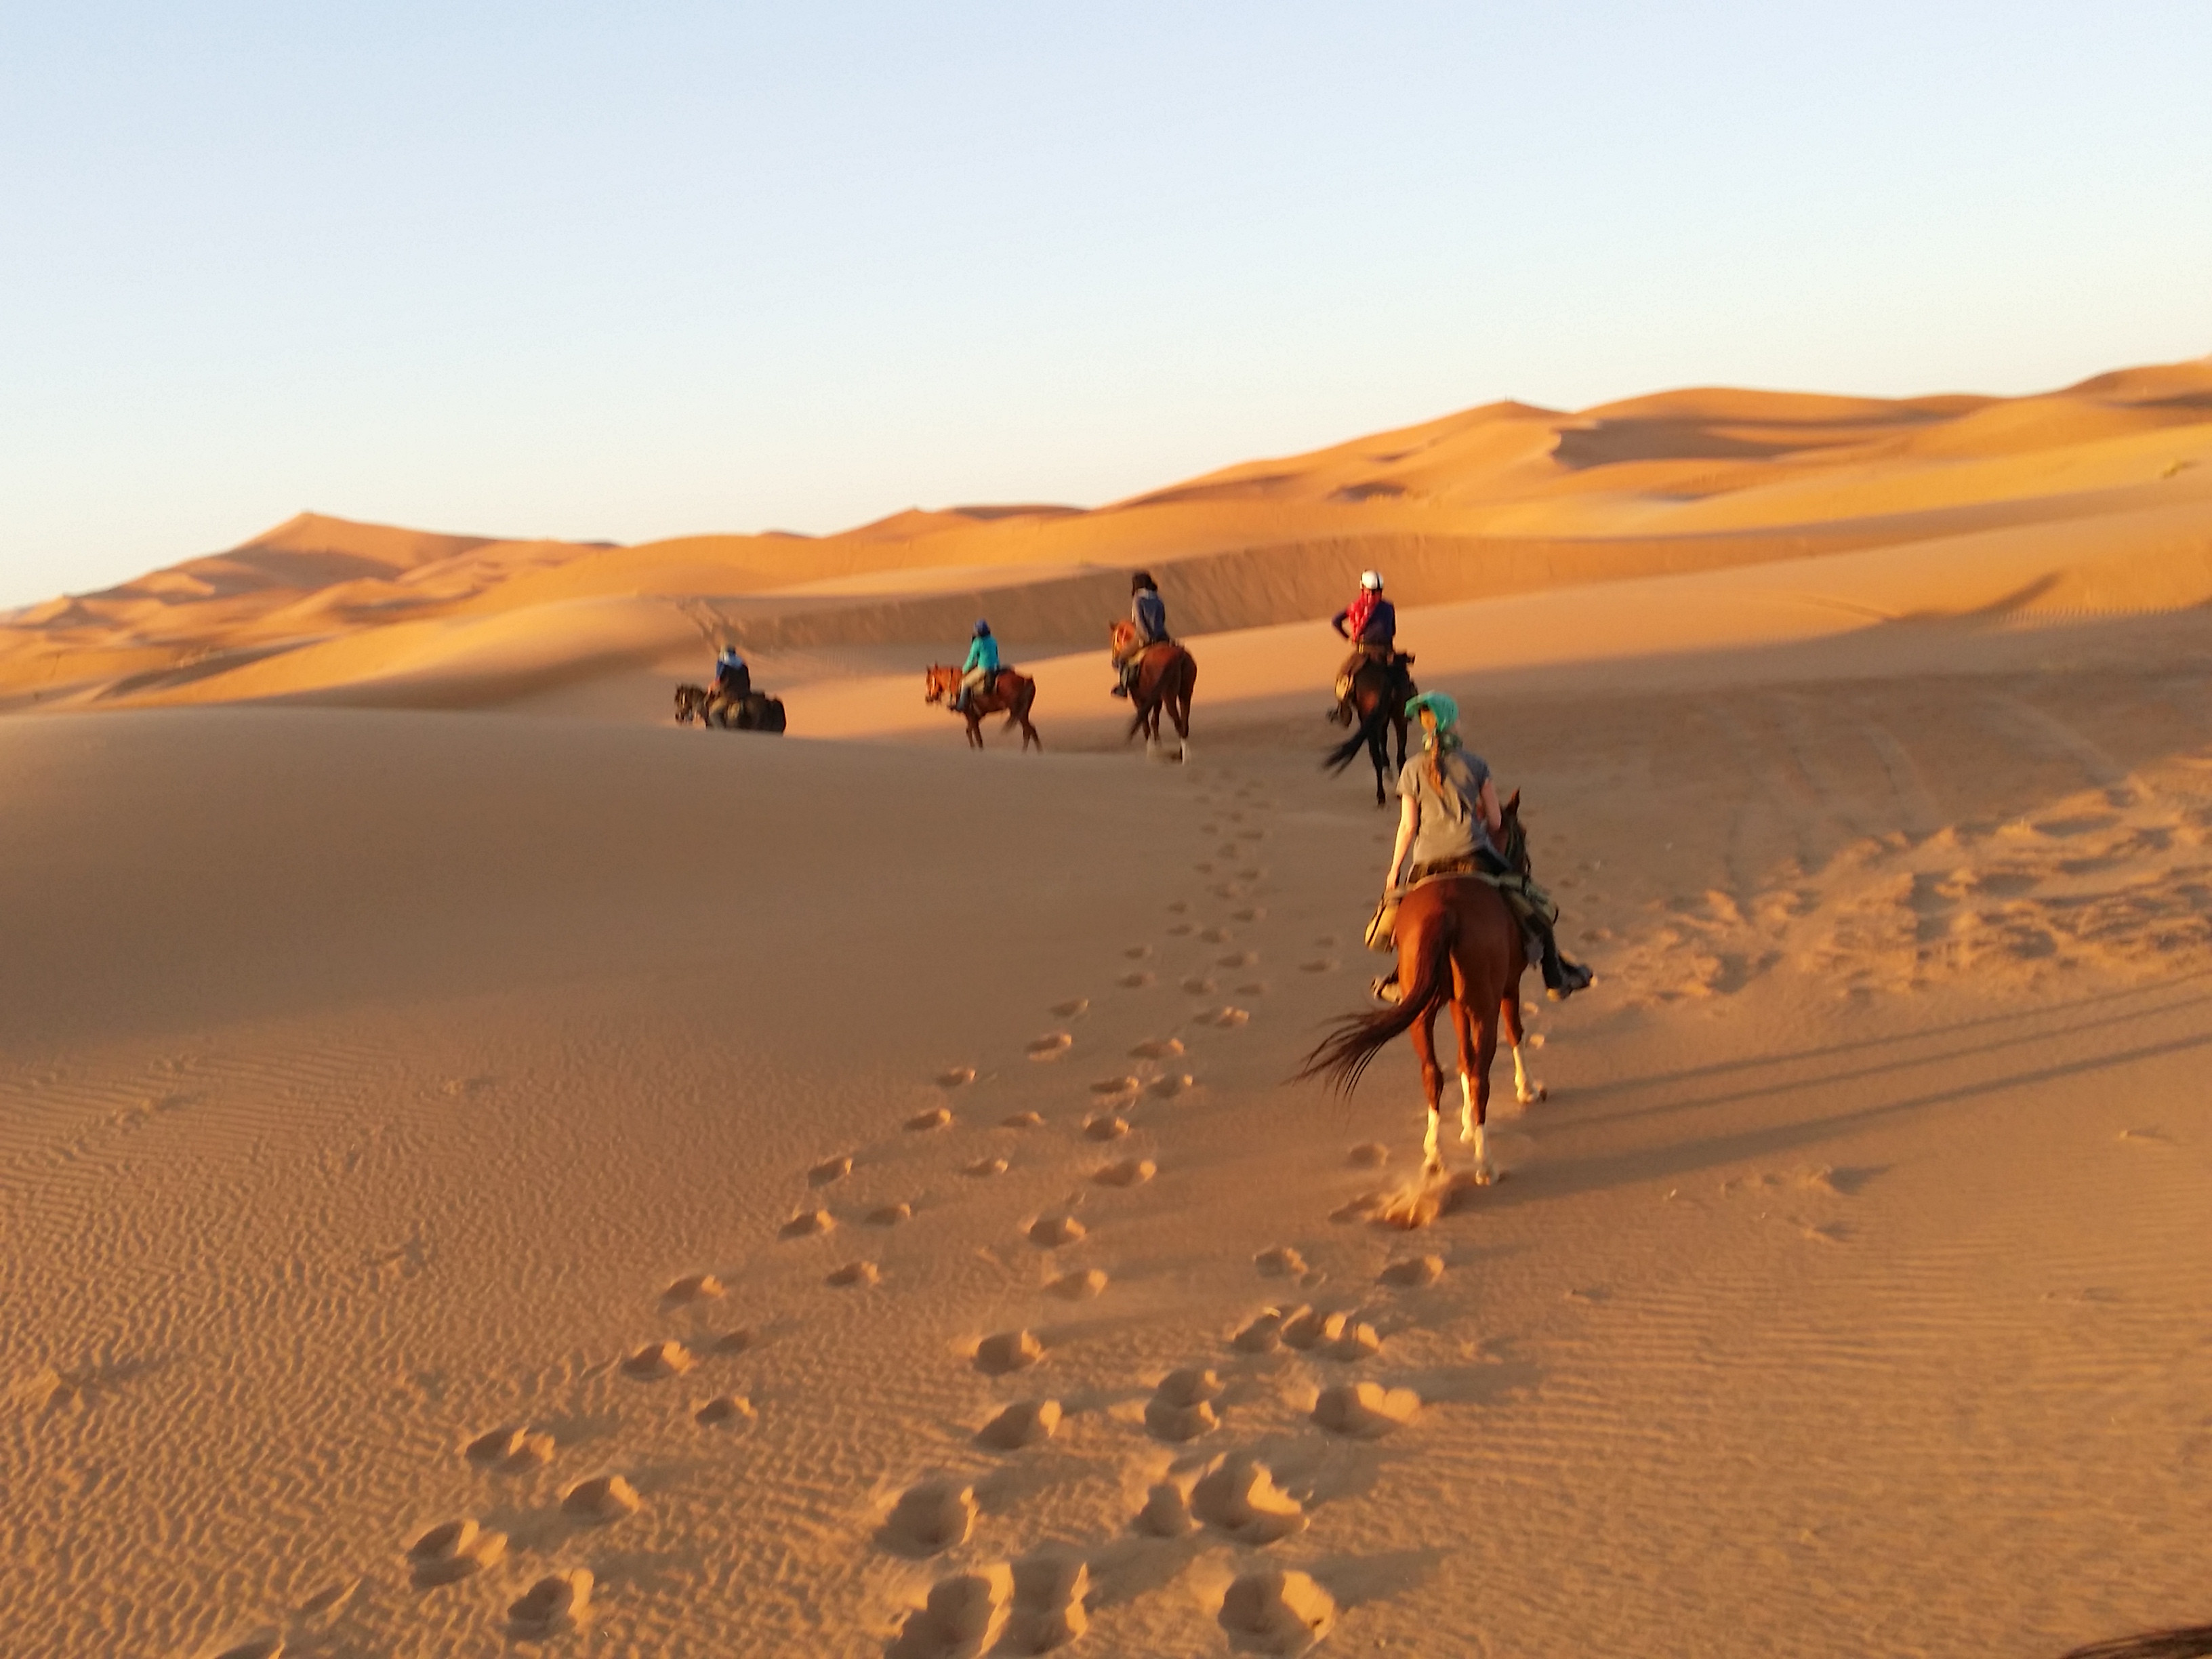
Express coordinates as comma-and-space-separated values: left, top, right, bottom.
1364, 858, 1560, 956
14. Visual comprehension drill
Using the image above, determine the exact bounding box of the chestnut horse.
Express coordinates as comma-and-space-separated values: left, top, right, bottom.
1109, 621, 1197, 758
1297, 793, 1546, 1179
924, 664, 1041, 750
1324, 655, 1416, 806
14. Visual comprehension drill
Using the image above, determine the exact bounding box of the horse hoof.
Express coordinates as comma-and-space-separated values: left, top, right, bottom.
1472, 1164, 1498, 1187
1518, 1084, 1548, 1105
1422, 1156, 1444, 1179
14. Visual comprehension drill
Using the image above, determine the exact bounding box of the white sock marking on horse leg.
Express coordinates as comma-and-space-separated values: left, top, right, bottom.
1422, 1109, 1441, 1172
1459, 1073, 1478, 1145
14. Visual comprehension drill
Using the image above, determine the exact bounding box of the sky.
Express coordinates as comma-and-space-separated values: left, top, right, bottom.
1, 2, 2209, 608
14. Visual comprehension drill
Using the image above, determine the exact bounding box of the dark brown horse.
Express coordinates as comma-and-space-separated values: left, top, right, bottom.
1109, 621, 1197, 759
1324, 655, 1416, 805
1298, 793, 1545, 1179
924, 664, 1041, 750
674, 683, 786, 732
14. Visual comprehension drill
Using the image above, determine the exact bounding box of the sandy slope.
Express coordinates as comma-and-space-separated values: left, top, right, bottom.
7, 605, 2212, 1658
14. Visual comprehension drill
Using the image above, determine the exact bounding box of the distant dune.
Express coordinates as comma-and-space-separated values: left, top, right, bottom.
4, 358, 2207, 718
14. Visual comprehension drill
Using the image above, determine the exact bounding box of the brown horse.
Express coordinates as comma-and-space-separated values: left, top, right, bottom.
1109, 621, 1197, 758
924, 664, 1041, 750
674, 683, 787, 732
1297, 793, 1546, 1179
1324, 654, 1416, 805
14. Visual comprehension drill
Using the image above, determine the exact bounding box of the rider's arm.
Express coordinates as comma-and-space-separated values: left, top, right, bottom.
1331, 609, 1350, 638
1385, 792, 1418, 893
1478, 775, 1502, 837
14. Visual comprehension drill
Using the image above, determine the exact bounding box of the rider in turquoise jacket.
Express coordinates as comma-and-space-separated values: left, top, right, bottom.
955, 620, 1000, 711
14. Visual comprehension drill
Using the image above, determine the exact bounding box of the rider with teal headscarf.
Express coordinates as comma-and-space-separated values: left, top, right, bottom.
1374, 689, 1591, 1002
954, 619, 1000, 712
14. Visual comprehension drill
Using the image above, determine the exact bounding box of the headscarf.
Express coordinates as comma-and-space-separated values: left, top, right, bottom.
1405, 691, 1467, 820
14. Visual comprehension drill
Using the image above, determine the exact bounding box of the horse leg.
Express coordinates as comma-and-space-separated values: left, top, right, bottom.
1450, 972, 1501, 1183
966, 710, 984, 749
1410, 1002, 1446, 1174
1369, 712, 1389, 806
1500, 987, 1546, 1104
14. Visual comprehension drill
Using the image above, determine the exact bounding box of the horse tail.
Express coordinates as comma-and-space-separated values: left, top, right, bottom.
1295, 906, 1455, 1095
1324, 699, 1391, 774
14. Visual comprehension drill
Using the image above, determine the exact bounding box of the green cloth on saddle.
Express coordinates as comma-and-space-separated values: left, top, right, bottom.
1400, 861, 1559, 930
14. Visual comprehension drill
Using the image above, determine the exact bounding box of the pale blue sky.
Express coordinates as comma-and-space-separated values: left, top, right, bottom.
2, 2, 2208, 606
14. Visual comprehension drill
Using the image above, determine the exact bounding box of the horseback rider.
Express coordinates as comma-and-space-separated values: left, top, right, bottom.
707, 644, 752, 721
1332, 569, 1405, 718
954, 619, 1000, 712
1373, 691, 1592, 1004
1112, 571, 1169, 699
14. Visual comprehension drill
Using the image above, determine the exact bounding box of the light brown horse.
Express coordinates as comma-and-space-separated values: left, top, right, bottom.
924, 664, 1041, 750
1298, 793, 1544, 1179
1109, 620, 1197, 758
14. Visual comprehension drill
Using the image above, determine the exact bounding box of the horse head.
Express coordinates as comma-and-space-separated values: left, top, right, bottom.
674, 684, 702, 724
1496, 788, 1532, 875
1109, 619, 1138, 653
923, 665, 952, 704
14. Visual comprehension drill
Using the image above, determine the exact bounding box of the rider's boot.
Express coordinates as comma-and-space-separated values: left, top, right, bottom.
1370, 970, 1402, 1005
1538, 933, 1595, 1001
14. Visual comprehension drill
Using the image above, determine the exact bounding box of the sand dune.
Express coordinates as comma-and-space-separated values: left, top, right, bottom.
5, 361, 2212, 1656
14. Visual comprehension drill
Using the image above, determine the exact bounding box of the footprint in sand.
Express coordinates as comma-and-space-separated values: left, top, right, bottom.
621, 1340, 695, 1380
1191, 1452, 1306, 1544
1203, 1006, 1251, 1028
827, 1261, 882, 1288
1026, 1033, 1074, 1061
935, 1067, 977, 1090
964, 1156, 1009, 1178
974, 1329, 1045, 1374
1004, 1554, 1091, 1654
1298, 959, 1337, 974
977, 1398, 1062, 1450
1124, 945, 1153, 960
1130, 1037, 1185, 1060
1347, 1143, 1389, 1169
1233, 1309, 1288, 1353
1028, 1215, 1086, 1248
1216, 951, 1257, 968
662, 1272, 725, 1305
1147, 1073, 1194, 1098
1198, 926, 1232, 943
1168, 922, 1193, 935
866, 1204, 913, 1227
1168, 901, 1190, 913
808, 1156, 853, 1187
1219, 1568, 1336, 1655
1235, 981, 1267, 996
888, 1566, 1011, 1659
695, 1393, 755, 1426
1084, 1114, 1130, 1141
1379, 1254, 1443, 1288
1047, 1268, 1107, 1300
781, 1208, 835, 1239
879, 1478, 977, 1557
1144, 1366, 1223, 1441
1254, 1246, 1307, 1278
1090, 1076, 1140, 1097
1137, 1479, 1195, 1536
1000, 1110, 1043, 1129
561, 1473, 643, 1522
1233, 906, 1266, 922
907, 1106, 954, 1131
1312, 1380, 1419, 1438
1093, 1157, 1155, 1187
1049, 998, 1090, 1018
712, 1328, 755, 1355
465, 1423, 555, 1471
508, 1570, 592, 1639
407, 1517, 507, 1586
1181, 976, 1218, 996
1195, 862, 1216, 874
1118, 971, 1155, 989
1314, 935, 1337, 948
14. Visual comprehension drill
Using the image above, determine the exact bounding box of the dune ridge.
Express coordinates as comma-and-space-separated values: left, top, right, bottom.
5, 358, 2209, 716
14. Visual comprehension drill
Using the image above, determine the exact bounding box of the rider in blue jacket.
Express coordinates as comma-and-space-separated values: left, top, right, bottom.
955, 620, 1000, 711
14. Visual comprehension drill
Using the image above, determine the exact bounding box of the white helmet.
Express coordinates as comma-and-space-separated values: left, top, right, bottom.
1359, 569, 1383, 591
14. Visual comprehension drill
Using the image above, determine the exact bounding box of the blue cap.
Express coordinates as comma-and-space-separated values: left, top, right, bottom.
974, 619, 991, 636
718, 645, 742, 665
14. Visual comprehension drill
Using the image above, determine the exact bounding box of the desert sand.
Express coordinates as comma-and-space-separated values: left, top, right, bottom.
3, 361, 2211, 1658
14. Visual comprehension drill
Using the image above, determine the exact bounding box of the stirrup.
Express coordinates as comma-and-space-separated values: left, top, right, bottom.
1369, 975, 1402, 1006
